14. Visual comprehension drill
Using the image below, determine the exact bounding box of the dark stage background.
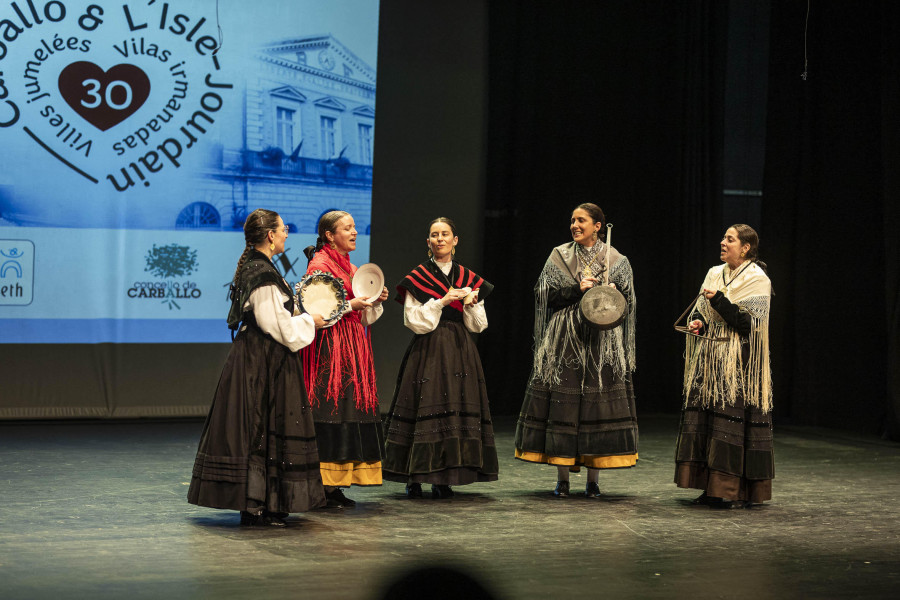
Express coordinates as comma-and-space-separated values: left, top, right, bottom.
2, 1, 898, 439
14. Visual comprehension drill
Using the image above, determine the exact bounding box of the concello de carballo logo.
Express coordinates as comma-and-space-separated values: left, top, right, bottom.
128, 242, 201, 310
0, 0, 233, 191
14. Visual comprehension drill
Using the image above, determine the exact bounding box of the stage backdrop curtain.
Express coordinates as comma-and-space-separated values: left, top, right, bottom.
763, 1, 899, 436
481, 0, 726, 415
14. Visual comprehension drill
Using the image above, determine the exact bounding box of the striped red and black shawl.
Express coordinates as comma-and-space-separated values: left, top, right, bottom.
395, 260, 493, 313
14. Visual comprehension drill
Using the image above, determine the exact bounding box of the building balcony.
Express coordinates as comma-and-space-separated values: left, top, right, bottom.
239, 149, 373, 185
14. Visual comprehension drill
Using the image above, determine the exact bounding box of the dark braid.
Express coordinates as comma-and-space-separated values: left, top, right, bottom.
232, 208, 281, 286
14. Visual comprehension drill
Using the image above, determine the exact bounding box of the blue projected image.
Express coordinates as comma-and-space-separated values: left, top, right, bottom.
0, 0, 380, 344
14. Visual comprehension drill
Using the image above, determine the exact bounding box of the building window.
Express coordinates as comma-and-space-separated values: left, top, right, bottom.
358, 124, 373, 165
320, 116, 337, 158
296, 51, 307, 65
276, 107, 295, 152
176, 202, 220, 229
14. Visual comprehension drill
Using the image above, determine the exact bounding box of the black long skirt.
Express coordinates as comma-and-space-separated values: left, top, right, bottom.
515, 346, 639, 468
382, 320, 499, 485
187, 325, 325, 513
674, 346, 774, 503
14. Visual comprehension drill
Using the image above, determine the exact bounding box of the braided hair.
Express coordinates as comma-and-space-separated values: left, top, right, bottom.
232, 208, 281, 287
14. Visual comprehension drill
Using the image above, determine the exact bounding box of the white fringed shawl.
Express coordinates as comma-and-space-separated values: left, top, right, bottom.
531, 242, 636, 389
683, 262, 772, 412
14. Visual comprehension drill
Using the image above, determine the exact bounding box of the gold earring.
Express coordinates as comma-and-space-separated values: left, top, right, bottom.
451, 247, 456, 256
270, 242, 275, 251
329, 241, 336, 250
427, 248, 433, 258
741, 251, 746, 258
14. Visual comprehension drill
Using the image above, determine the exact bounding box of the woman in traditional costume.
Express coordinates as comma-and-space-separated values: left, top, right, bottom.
514, 203, 638, 498
383, 217, 499, 499
188, 209, 327, 526
675, 224, 773, 508
301, 210, 389, 507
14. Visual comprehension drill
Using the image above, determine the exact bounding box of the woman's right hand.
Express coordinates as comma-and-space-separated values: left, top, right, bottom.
311, 313, 327, 329
441, 288, 468, 306
580, 277, 600, 293
688, 319, 704, 334
350, 297, 374, 311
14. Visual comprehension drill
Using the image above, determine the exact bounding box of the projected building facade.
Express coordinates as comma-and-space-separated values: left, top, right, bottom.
185, 35, 376, 234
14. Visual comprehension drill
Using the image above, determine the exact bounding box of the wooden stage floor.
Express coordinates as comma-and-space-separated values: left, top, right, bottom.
1, 415, 898, 599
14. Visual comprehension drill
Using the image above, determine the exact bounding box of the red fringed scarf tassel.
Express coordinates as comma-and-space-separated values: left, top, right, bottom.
300, 247, 378, 414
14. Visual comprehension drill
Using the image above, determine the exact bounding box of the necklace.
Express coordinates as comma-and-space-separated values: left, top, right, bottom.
719, 261, 752, 292
576, 241, 604, 279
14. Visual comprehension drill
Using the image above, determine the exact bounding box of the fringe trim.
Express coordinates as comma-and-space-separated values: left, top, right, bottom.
682, 293, 772, 413
302, 318, 378, 414
531, 253, 636, 390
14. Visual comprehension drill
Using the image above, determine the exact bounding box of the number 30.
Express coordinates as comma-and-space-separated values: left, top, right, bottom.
80, 79, 133, 110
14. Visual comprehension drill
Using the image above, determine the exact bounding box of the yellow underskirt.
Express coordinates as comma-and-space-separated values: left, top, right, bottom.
515, 449, 638, 470
320, 460, 383, 487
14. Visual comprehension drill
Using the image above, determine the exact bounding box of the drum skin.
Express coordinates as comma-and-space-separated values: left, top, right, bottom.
580, 285, 627, 329
296, 271, 348, 324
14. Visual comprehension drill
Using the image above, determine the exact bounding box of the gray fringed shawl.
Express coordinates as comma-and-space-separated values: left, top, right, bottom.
683, 262, 772, 412
530, 242, 636, 388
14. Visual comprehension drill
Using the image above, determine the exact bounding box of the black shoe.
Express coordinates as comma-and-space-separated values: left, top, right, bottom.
691, 492, 711, 505
326, 488, 356, 507
240, 511, 287, 527
431, 484, 454, 499
585, 481, 601, 498
553, 481, 570, 498
406, 483, 423, 499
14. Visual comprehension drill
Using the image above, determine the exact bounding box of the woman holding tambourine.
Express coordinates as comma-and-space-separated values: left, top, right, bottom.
514, 203, 638, 498
674, 224, 773, 508
188, 208, 328, 526
382, 217, 498, 499
301, 210, 389, 508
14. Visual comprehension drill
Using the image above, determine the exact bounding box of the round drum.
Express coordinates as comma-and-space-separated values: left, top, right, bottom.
295, 270, 349, 325
580, 285, 627, 329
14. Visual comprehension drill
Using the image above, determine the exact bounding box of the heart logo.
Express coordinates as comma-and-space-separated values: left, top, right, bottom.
58, 62, 151, 131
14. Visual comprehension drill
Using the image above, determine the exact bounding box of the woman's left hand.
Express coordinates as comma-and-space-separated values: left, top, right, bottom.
372, 286, 389, 304
608, 283, 616, 289
702, 288, 716, 299
464, 289, 479, 308
350, 297, 374, 311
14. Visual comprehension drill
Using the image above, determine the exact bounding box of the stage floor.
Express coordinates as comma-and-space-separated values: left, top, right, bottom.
1, 415, 898, 599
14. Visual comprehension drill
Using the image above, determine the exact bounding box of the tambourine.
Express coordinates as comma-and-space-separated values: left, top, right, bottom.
295, 270, 349, 325
580, 285, 627, 329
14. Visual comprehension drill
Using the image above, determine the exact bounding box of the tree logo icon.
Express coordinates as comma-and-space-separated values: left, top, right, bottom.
144, 244, 199, 309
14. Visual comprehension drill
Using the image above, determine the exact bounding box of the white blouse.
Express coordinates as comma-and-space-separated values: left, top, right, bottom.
402, 260, 488, 334
346, 300, 384, 327
243, 285, 316, 352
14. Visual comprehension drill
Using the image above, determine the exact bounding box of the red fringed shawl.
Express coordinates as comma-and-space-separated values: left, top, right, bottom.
300, 246, 378, 414
394, 260, 494, 311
